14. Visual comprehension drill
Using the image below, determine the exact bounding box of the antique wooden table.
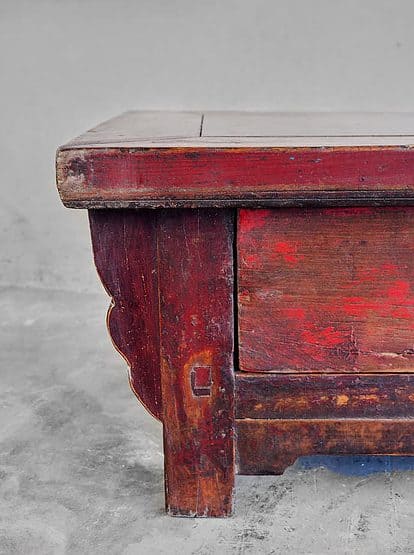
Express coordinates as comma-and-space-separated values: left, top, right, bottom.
56, 111, 414, 517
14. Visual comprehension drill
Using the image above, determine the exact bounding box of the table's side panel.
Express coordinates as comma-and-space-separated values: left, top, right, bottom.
158, 209, 235, 517
89, 209, 162, 420
238, 207, 414, 373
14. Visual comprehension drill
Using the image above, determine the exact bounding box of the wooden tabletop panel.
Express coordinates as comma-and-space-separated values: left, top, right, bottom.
56, 111, 414, 208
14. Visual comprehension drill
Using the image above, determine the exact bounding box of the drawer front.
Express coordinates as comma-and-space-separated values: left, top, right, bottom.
237, 207, 414, 373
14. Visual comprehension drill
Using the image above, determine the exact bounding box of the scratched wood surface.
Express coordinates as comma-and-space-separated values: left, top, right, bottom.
238, 207, 414, 373
56, 111, 414, 208
236, 419, 414, 475
59, 113, 414, 515
202, 111, 414, 138
66, 111, 203, 147
88, 210, 162, 420
61, 110, 414, 147
158, 209, 235, 517
236, 373, 414, 419
56, 147, 414, 208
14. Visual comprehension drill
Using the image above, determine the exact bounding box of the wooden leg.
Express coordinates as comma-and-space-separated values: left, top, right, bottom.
89, 208, 235, 517
158, 209, 235, 517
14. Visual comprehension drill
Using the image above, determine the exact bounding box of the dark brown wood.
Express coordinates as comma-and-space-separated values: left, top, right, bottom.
236, 419, 414, 475
238, 207, 414, 373
236, 373, 414, 419
88, 209, 162, 420
158, 209, 235, 517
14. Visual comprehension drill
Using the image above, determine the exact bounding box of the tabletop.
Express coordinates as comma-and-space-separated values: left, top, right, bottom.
62, 111, 414, 148
56, 111, 414, 208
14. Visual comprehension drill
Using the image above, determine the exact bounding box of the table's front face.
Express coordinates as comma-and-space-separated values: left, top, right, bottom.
58, 111, 414, 515
237, 207, 414, 374
235, 206, 414, 476
88, 204, 414, 510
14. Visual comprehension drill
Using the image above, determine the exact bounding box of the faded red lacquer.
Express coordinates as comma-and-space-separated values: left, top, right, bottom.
57, 147, 414, 207
158, 209, 235, 517
89, 210, 162, 419
238, 207, 414, 373
57, 112, 414, 517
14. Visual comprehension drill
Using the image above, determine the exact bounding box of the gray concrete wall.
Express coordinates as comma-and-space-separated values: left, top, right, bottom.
2, 0, 414, 293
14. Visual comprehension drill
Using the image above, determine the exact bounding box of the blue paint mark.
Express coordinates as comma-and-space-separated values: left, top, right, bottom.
298, 456, 414, 476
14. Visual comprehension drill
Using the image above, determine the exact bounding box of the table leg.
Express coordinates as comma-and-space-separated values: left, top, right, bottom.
158, 209, 235, 517
89, 208, 235, 517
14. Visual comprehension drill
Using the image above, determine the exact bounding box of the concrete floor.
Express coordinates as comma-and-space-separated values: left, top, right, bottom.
2, 287, 414, 554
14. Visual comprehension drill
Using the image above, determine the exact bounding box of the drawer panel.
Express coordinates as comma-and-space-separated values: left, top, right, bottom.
237, 207, 414, 373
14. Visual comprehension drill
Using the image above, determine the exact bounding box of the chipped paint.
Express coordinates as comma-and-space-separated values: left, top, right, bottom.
336, 394, 350, 406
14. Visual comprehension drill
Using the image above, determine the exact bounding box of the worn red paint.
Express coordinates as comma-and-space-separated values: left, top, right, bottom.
283, 308, 306, 320
273, 241, 302, 265
301, 325, 350, 363
387, 280, 411, 301
238, 209, 271, 232
382, 263, 399, 275
244, 253, 261, 266
238, 207, 414, 373
58, 147, 414, 207
302, 326, 346, 348
323, 207, 376, 216
89, 210, 162, 420
392, 307, 413, 319
358, 264, 399, 283
58, 112, 414, 515
343, 282, 414, 319
158, 209, 235, 517
343, 297, 381, 317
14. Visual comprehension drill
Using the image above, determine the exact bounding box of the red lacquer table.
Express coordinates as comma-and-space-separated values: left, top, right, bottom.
56, 111, 414, 517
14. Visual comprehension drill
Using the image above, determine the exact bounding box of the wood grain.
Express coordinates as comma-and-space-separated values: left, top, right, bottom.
61, 113, 414, 515
66, 111, 203, 147
56, 147, 414, 208
158, 209, 235, 517
236, 373, 414, 419
236, 419, 414, 475
202, 111, 414, 138
89, 209, 162, 420
238, 207, 414, 373
60, 111, 414, 148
